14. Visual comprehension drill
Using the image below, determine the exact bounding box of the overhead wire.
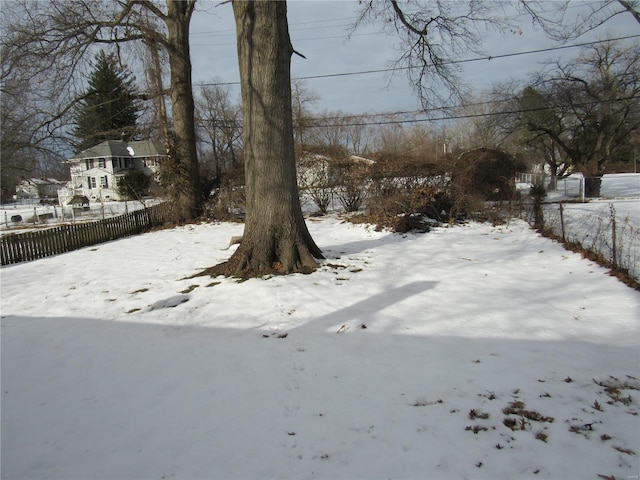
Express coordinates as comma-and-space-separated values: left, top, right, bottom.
75, 29, 640, 132
194, 34, 640, 87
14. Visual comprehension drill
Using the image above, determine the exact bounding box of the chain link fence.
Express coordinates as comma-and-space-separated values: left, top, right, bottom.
539, 201, 639, 282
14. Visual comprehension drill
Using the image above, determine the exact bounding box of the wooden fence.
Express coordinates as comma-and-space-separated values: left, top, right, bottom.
1, 203, 174, 266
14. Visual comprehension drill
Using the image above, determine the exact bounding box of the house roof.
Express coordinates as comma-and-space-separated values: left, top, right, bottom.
70, 140, 166, 160
298, 152, 375, 165
349, 155, 375, 165
21, 178, 65, 186
68, 195, 90, 205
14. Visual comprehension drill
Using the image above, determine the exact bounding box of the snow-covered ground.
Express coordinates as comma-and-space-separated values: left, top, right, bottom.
1, 214, 639, 479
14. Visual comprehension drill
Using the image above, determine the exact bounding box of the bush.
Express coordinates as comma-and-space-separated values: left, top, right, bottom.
331, 158, 370, 212
355, 156, 453, 232
452, 148, 522, 202
350, 152, 521, 232
117, 170, 151, 200
203, 164, 246, 221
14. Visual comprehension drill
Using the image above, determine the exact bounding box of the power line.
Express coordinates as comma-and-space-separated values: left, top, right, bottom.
190, 15, 359, 38
194, 34, 640, 88
195, 95, 638, 130
318, 95, 640, 127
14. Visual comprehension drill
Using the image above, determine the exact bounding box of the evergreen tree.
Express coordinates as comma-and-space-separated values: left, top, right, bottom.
73, 50, 140, 152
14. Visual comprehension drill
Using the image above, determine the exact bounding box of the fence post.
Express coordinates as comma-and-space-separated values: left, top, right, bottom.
610, 203, 617, 268
559, 202, 565, 242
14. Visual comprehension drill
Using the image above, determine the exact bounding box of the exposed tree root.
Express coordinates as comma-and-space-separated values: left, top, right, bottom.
192, 239, 322, 279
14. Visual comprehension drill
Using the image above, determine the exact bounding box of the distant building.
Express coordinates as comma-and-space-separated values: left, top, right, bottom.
297, 151, 374, 188
16, 177, 66, 200
59, 139, 166, 204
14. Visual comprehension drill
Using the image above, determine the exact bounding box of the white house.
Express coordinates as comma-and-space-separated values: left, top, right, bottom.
297, 152, 375, 189
60, 139, 166, 204
16, 177, 66, 201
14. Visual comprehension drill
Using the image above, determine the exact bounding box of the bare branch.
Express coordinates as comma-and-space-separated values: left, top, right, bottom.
617, 0, 640, 23
354, 0, 514, 111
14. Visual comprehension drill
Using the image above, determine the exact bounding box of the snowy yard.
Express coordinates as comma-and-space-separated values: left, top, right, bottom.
1, 215, 639, 479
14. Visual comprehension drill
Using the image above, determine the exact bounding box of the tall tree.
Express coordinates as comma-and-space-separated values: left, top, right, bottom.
206, 0, 323, 277
73, 50, 140, 151
162, 0, 201, 220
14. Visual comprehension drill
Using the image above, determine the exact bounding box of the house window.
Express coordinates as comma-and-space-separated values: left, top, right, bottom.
98, 158, 106, 168
124, 158, 131, 168
100, 176, 109, 188
90, 177, 97, 189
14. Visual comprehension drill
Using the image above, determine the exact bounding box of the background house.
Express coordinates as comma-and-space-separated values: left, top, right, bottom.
16, 178, 66, 202
59, 140, 166, 204
297, 151, 375, 189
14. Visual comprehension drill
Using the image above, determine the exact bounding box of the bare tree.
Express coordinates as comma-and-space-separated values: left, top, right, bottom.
355, 0, 509, 110
618, 0, 640, 24
452, 93, 516, 151
520, 0, 640, 41
196, 80, 242, 175
373, 122, 407, 155
514, 84, 572, 188
308, 110, 372, 155
291, 79, 320, 147
1, 31, 71, 198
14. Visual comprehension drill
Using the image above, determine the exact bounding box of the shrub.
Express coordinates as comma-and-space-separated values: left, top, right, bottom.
452, 148, 522, 202
203, 164, 246, 221
117, 169, 151, 200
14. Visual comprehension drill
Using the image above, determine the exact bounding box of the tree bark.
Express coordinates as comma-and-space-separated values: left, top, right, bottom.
165, 0, 202, 221
208, 0, 322, 277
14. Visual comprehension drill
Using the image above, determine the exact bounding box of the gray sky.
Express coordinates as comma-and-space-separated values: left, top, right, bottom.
189, 0, 639, 115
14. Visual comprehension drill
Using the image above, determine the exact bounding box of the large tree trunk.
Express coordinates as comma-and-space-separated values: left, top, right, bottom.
210, 0, 322, 277
164, 0, 201, 221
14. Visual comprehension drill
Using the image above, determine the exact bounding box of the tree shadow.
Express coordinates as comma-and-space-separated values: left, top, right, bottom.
293, 280, 438, 334
321, 232, 419, 257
